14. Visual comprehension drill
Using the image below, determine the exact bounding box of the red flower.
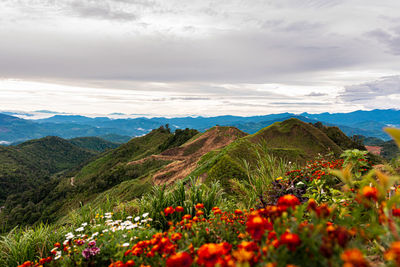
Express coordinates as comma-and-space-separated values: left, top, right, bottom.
238, 241, 259, 252
166, 252, 193, 267
280, 232, 301, 251
341, 248, 369, 267
196, 210, 205, 217
246, 212, 272, 241
197, 243, 231, 267
54, 242, 61, 248
393, 208, 400, 217
175, 206, 184, 212
182, 214, 192, 220
235, 209, 243, 215
125, 260, 135, 267
361, 186, 378, 201
171, 232, 182, 242
307, 199, 317, 211
164, 206, 175, 216
315, 204, 332, 218
108, 261, 126, 267
18, 261, 33, 267
277, 195, 300, 209
195, 203, 205, 209
213, 208, 222, 215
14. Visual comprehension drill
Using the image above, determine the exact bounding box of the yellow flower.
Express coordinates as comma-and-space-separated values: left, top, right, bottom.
232, 249, 254, 262
276, 177, 283, 181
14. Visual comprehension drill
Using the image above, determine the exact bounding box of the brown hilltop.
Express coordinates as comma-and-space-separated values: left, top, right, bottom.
127, 126, 247, 185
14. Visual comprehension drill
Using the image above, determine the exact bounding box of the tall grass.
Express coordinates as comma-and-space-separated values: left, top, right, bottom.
0, 224, 68, 267
230, 143, 296, 209
138, 177, 229, 229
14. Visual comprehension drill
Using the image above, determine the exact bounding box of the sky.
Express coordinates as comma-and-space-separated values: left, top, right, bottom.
0, 0, 400, 117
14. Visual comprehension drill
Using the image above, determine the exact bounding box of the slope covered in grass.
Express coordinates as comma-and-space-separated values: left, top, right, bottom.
188, 119, 347, 190
0, 136, 96, 206
68, 137, 120, 152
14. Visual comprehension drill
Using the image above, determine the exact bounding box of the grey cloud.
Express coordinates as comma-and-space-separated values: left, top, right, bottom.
169, 97, 211, 101
0, 26, 383, 85
339, 76, 400, 105
366, 28, 400, 55
305, 92, 328, 97
269, 102, 326, 105
68, 0, 137, 21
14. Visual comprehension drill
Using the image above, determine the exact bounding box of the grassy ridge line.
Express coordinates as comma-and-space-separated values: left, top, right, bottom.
186, 119, 347, 187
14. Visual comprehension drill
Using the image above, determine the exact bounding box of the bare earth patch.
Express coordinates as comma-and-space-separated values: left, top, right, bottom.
127, 126, 247, 185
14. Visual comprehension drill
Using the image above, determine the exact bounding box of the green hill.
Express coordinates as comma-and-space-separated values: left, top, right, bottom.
0, 120, 360, 230
0, 127, 199, 229
312, 122, 366, 150
0, 136, 96, 206
68, 137, 120, 152
187, 119, 348, 189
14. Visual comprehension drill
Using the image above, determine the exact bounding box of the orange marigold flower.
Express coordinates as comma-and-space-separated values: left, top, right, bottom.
279, 232, 301, 251
182, 214, 192, 220
171, 233, 182, 242
232, 248, 254, 263
277, 195, 300, 209
213, 209, 222, 215
125, 260, 135, 267
385, 241, 400, 265
246, 212, 272, 241
393, 208, 400, 217
361, 186, 378, 201
196, 210, 205, 216
267, 231, 277, 240
166, 252, 193, 267
341, 248, 369, 267
235, 209, 243, 215
109, 261, 125, 267
197, 243, 231, 267
238, 241, 258, 252
315, 204, 332, 218
164, 206, 175, 216
175, 206, 184, 213
54, 242, 61, 248
195, 203, 205, 209
18, 261, 33, 267
307, 199, 317, 211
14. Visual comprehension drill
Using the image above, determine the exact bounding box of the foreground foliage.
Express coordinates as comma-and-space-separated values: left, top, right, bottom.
3, 129, 400, 266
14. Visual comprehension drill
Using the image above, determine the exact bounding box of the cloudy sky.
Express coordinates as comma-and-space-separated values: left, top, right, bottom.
0, 0, 399, 117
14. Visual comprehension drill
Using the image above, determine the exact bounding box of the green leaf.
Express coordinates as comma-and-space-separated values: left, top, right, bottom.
385, 128, 400, 149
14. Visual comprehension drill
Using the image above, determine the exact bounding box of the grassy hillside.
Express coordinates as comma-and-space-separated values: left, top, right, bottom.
0, 120, 361, 230
188, 119, 347, 190
68, 137, 120, 152
0, 127, 200, 230
0, 136, 96, 206
312, 122, 366, 150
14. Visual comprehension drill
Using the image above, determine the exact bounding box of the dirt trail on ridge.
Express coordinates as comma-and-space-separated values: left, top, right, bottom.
127, 126, 247, 185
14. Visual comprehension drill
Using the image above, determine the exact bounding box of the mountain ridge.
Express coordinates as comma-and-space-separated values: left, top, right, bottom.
1, 109, 398, 144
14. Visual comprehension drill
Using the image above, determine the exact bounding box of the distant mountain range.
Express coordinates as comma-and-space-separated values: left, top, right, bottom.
1, 109, 399, 144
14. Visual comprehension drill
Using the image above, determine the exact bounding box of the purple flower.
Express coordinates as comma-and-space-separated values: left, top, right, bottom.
82, 246, 101, 260
88, 240, 96, 247
82, 248, 91, 260
90, 247, 100, 256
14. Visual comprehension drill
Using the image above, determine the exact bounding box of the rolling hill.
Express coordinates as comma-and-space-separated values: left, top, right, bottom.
0, 119, 373, 230
0, 136, 97, 207
68, 137, 120, 152
0, 127, 200, 229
